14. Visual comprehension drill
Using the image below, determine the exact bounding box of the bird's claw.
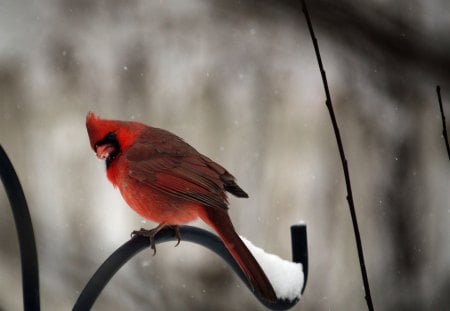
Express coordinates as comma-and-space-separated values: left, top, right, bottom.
130, 225, 181, 255
131, 227, 158, 255
173, 226, 181, 247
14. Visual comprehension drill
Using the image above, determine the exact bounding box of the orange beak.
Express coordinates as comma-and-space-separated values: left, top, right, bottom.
96, 144, 116, 160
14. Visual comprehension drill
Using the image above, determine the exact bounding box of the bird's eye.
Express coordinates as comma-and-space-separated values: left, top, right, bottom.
106, 132, 116, 141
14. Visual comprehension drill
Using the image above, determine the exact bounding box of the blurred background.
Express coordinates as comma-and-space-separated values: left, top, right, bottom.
1, 0, 449, 310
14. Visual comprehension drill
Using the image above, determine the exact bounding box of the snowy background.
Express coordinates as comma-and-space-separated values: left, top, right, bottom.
1, 0, 449, 310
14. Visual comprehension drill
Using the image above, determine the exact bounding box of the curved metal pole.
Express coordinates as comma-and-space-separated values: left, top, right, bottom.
0, 145, 40, 311
73, 224, 308, 311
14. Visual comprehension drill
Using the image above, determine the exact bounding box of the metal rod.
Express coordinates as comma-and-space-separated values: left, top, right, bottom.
0, 145, 40, 311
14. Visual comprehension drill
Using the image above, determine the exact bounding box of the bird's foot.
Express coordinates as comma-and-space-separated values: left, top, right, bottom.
131, 224, 181, 255
131, 227, 160, 255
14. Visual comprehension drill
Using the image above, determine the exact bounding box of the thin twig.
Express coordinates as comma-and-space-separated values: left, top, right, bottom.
300, 1, 375, 310
436, 86, 450, 161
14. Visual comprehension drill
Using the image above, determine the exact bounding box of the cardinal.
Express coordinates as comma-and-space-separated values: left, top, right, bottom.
85, 112, 277, 302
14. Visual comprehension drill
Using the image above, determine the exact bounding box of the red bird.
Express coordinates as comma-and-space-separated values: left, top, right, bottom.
86, 112, 276, 302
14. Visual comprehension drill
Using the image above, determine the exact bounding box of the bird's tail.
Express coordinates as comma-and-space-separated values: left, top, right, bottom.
199, 208, 277, 303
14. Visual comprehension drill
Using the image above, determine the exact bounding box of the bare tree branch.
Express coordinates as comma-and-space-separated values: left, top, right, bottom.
300, 1, 375, 310
436, 86, 450, 161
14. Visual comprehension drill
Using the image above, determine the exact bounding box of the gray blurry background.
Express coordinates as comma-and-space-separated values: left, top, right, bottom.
1, 0, 449, 310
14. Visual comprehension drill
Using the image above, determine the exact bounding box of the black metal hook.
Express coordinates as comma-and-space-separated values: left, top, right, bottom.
0, 145, 40, 311
73, 224, 308, 310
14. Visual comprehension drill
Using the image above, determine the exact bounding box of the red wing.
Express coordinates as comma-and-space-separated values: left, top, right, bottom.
125, 140, 229, 210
